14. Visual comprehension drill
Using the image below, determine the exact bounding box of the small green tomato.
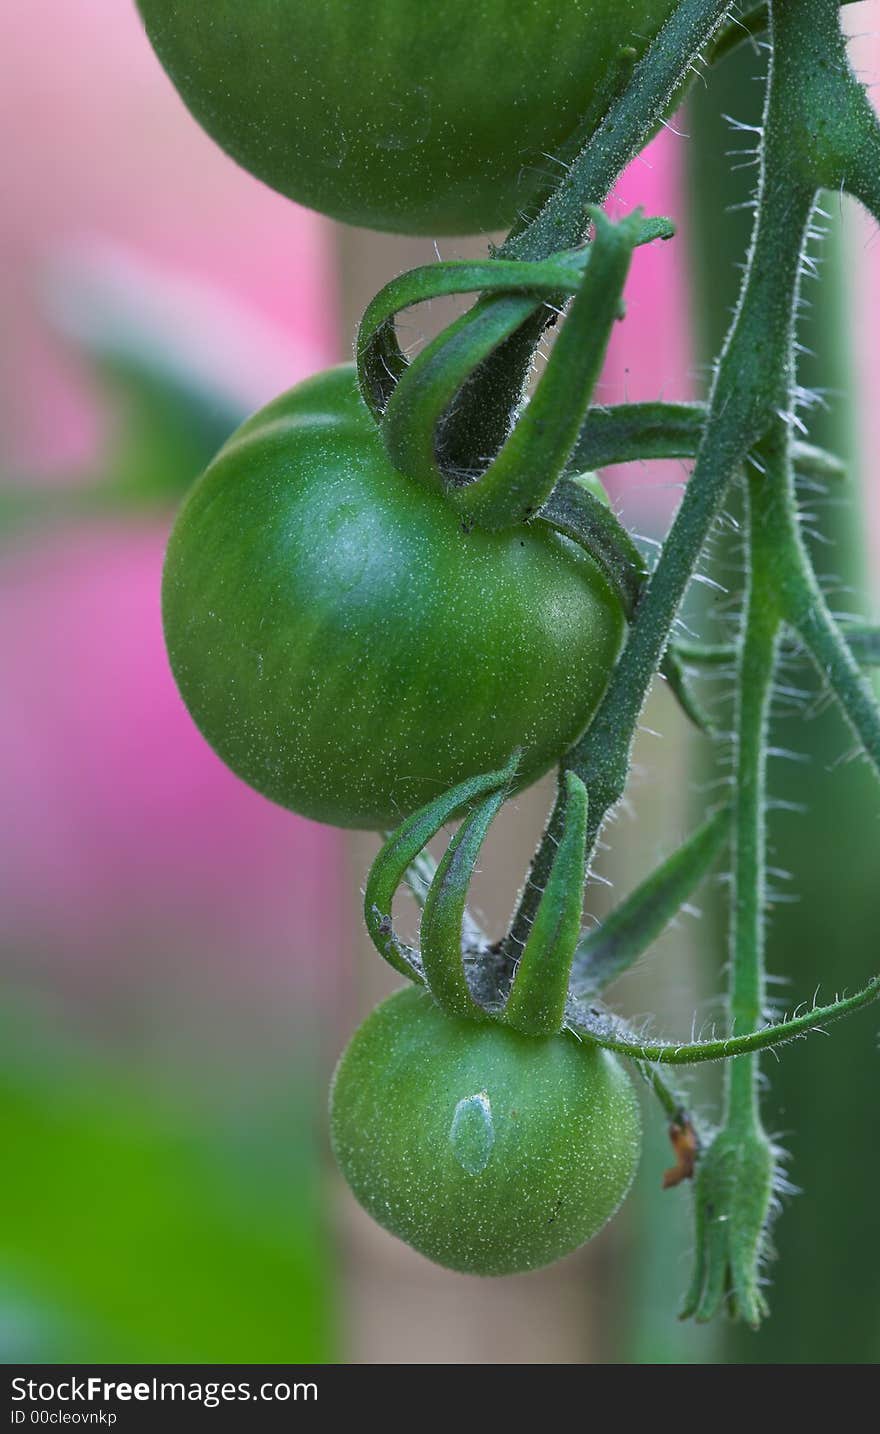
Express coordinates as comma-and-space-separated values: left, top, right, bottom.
329, 985, 642, 1276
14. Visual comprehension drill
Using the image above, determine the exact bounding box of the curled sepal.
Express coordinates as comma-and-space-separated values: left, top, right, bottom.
680, 1122, 777, 1328
503, 772, 588, 1037
364, 753, 520, 981
539, 475, 646, 619
379, 210, 672, 530
567, 975, 880, 1065
452, 210, 669, 532
356, 250, 589, 422
379, 294, 543, 494
393, 845, 488, 954
420, 786, 512, 1021
572, 806, 730, 996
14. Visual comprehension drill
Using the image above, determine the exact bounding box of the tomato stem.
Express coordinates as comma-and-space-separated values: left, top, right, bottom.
441, 0, 733, 472
501, 0, 732, 263
725, 444, 783, 1129
507, 0, 816, 961
505, 19, 880, 1322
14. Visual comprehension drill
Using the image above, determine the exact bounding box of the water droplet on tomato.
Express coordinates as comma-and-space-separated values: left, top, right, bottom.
449, 1090, 494, 1175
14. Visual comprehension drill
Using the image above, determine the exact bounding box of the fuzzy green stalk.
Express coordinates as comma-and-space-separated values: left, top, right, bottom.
681, 445, 783, 1326
676, 0, 880, 1356
506, 7, 815, 962
443, 0, 733, 483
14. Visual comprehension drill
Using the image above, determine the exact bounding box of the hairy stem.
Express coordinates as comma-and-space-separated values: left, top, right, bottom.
726, 453, 782, 1134
501, 0, 733, 262
444, 0, 733, 473
507, 13, 815, 952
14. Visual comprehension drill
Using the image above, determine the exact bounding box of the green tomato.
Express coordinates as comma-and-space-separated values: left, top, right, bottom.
137, 0, 677, 235
330, 986, 641, 1275
162, 365, 624, 830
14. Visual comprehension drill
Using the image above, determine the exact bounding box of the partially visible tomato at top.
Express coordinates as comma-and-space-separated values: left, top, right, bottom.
137, 0, 677, 235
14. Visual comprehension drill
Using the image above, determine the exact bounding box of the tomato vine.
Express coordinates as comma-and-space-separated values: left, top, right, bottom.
146, 0, 880, 1312
357, 0, 880, 1315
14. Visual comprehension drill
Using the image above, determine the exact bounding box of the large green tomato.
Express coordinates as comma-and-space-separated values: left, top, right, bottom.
137, 1, 677, 235
162, 366, 623, 830
330, 986, 641, 1275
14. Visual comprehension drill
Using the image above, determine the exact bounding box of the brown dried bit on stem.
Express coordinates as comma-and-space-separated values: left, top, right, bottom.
662, 1117, 699, 1190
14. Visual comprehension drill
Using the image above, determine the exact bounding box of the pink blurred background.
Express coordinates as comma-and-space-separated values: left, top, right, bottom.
1, 1, 347, 1055
1, 0, 878, 1365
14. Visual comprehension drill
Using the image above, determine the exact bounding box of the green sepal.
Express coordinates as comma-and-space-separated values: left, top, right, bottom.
420, 788, 511, 1020
379, 292, 541, 494
503, 772, 588, 1036
363, 753, 520, 981
366, 211, 673, 531
451, 211, 669, 531
356, 250, 590, 422
539, 474, 646, 619
392, 845, 488, 954
572, 805, 730, 996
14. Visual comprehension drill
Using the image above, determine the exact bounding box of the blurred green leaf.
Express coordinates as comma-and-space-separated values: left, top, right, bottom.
0, 1014, 336, 1363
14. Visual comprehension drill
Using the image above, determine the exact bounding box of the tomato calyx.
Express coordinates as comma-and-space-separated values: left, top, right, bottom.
364, 752, 588, 1036
358, 209, 674, 532
367, 758, 880, 1070
358, 207, 724, 737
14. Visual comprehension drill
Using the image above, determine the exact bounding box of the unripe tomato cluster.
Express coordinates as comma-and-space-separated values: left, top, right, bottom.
144, 1, 656, 1275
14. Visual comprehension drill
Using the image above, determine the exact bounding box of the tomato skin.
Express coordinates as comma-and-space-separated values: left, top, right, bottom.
137, 0, 677, 236
330, 986, 641, 1275
162, 365, 623, 830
